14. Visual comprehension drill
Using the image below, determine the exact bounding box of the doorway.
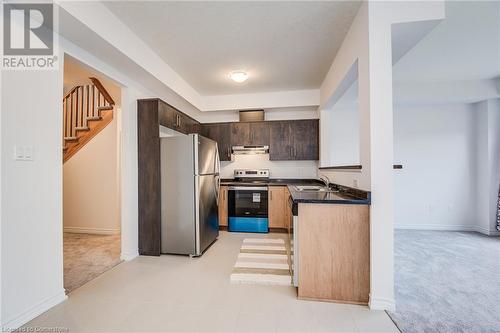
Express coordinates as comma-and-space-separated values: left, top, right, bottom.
62, 54, 123, 293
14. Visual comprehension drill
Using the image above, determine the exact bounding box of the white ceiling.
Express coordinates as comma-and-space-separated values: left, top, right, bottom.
103, 1, 361, 96
393, 1, 500, 82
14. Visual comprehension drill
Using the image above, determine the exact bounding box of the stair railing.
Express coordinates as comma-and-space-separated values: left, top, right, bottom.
63, 77, 115, 141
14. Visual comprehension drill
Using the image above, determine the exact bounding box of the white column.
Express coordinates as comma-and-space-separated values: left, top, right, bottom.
365, 3, 396, 311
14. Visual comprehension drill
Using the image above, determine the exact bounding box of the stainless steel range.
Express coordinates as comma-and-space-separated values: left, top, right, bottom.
228, 169, 270, 233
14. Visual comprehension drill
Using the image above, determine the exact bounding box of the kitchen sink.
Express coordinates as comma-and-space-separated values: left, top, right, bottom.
294, 185, 338, 192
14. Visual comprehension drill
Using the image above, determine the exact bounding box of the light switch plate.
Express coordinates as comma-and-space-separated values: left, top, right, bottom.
14, 145, 34, 161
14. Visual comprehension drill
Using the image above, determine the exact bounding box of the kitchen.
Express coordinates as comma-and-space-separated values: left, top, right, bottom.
138, 98, 371, 305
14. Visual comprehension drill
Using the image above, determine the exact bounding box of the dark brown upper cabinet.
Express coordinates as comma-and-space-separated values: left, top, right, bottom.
269, 121, 294, 160
269, 120, 319, 160
201, 123, 232, 161
230, 122, 251, 146
290, 119, 319, 160
229, 121, 270, 146
249, 122, 270, 146
157, 100, 199, 135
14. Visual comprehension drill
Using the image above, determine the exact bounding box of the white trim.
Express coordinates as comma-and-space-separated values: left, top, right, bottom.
369, 296, 396, 311
1, 291, 67, 330
394, 224, 477, 231
473, 225, 500, 236
120, 251, 139, 261
395, 224, 500, 236
63, 227, 120, 235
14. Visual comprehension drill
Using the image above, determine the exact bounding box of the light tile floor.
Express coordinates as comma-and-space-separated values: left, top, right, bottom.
26, 231, 399, 332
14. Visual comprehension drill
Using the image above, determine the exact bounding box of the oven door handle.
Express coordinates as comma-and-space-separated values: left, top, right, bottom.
228, 186, 268, 191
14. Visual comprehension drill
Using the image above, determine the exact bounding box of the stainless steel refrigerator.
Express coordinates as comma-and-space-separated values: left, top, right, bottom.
160, 134, 220, 256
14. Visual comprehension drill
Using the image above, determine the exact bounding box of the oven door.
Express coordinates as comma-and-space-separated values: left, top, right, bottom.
228, 186, 268, 233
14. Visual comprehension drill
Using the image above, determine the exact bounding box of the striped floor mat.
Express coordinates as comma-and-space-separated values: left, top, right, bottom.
230, 238, 291, 286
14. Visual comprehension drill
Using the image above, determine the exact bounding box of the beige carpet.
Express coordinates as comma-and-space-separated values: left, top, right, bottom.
64, 233, 122, 293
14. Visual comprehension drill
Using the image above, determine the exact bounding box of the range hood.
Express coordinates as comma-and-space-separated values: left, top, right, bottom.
232, 145, 269, 155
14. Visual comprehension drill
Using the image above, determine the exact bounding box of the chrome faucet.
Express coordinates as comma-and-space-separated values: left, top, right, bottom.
319, 175, 331, 189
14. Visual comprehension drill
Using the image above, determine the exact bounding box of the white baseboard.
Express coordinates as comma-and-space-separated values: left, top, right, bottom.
1, 290, 67, 330
64, 227, 120, 235
395, 224, 500, 236
394, 224, 476, 231
121, 250, 139, 261
473, 225, 500, 236
369, 296, 396, 311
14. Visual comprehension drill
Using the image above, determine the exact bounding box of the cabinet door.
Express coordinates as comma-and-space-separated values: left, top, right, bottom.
218, 186, 228, 227
290, 120, 319, 160
158, 101, 176, 129
182, 114, 200, 134
249, 122, 270, 146
201, 123, 232, 161
269, 186, 286, 228
171, 110, 184, 133
269, 121, 293, 160
230, 122, 251, 146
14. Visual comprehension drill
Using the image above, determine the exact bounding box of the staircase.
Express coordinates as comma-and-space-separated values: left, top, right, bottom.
63, 77, 115, 162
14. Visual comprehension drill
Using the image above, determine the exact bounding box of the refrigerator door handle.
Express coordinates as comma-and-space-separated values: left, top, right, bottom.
214, 175, 220, 205
214, 142, 221, 175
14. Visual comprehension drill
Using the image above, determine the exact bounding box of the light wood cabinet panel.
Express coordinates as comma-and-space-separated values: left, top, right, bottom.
218, 186, 228, 227
268, 186, 287, 228
297, 203, 370, 304
284, 187, 292, 233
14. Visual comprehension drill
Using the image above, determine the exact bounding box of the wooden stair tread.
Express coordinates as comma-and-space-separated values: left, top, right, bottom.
87, 116, 102, 121
98, 106, 113, 111
75, 126, 90, 131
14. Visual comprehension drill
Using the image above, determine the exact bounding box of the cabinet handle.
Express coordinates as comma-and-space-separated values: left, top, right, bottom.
270, 191, 273, 200
227, 147, 230, 158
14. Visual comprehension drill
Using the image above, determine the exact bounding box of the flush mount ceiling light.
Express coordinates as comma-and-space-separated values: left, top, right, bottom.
229, 70, 249, 83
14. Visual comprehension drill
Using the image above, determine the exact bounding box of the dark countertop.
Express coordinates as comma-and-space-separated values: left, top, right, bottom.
220, 178, 371, 207
287, 184, 371, 206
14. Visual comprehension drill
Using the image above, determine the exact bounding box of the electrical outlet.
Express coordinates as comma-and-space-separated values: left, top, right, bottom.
353, 179, 359, 188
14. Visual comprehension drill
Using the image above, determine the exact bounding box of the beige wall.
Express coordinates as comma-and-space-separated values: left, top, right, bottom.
63, 116, 120, 234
